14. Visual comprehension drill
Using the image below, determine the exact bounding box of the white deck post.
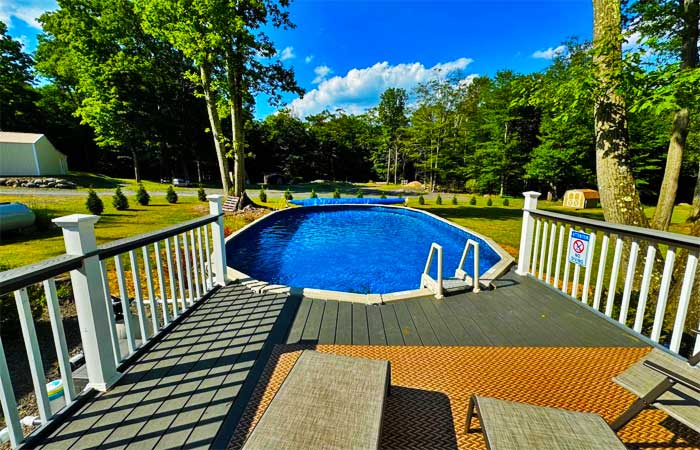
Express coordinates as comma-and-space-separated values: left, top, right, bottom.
53, 214, 121, 391
516, 191, 541, 276
207, 195, 229, 286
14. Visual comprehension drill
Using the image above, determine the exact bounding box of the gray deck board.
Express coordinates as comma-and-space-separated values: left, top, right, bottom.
35, 270, 649, 450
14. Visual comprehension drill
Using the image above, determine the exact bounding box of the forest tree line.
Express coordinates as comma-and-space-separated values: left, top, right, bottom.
1, 0, 698, 210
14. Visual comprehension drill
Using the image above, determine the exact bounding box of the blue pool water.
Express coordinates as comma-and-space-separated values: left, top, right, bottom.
226, 206, 501, 294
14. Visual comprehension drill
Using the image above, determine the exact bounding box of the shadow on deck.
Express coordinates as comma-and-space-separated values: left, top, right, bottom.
32, 272, 651, 449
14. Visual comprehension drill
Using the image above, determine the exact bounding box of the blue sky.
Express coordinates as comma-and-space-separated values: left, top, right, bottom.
2, 0, 593, 119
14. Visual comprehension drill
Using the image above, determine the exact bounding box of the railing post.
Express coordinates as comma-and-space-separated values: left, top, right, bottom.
53, 214, 120, 391
207, 195, 229, 286
516, 191, 541, 276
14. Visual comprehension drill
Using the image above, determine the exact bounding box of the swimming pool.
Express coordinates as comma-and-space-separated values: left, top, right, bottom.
226, 205, 510, 295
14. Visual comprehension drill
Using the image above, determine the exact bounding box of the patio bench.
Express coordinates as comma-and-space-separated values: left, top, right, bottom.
241, 350, 391, 450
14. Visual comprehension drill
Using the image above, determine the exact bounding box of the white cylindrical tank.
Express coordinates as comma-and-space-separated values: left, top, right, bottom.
0, 202, 35, 232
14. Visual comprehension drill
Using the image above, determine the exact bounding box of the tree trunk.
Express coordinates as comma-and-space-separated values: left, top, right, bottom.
691, 162, 700, 221
225, 47, 246, 198
199, 63, 230, 193
683, 0, 699, 68
593, 0, 648, 227
386, 144, 391, 183
131, 148, 141, 182
652, 108, 690, 230
393, 142, 398, 184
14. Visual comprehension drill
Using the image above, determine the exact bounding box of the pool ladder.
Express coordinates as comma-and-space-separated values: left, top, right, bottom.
420, 240, 480, 299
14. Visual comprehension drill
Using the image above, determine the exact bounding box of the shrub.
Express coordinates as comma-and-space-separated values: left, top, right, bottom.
436, 195, 442, 205
31, 206, 53, 231
198, 186, 207, 202
418, 194, 425, 205
86, 189, 104, 215
258, 188, 267, 203
356, 190, 364, 198
486, 197, 493, 206
135, 183, 150, 206
310, 189, 318, 198
452, 196, 458, 205
380, 193, 387, 199
166, 185, 178, 204
284, 188, 293, 200
502, 197, 510, 206
333, 189, 341, 199
469, 196, 477, 205
112, 186, 129, 210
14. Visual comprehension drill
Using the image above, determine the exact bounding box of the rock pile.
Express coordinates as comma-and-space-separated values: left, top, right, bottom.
0, 177, 78, 189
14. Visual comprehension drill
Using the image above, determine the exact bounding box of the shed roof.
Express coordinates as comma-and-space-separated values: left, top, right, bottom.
566, 188, 600, 199
0, 132, 43, 144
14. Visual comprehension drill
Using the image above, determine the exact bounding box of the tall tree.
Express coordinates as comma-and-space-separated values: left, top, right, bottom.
378, 88, 408, 184
137, 0, 303, 198
0, 21, 39, 131
593, 0, 648, 226
626, 0, 700, 230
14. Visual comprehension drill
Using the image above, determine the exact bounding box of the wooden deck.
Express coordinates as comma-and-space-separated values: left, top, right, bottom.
32, 272, 647, 449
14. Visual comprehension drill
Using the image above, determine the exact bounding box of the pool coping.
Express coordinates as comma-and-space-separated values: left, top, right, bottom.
224, 204, 515, 304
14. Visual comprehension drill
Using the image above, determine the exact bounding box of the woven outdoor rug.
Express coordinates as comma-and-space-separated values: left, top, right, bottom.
227, 345, 700, 450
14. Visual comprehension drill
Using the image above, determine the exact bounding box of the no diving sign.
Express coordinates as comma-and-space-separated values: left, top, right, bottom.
568, 230, 591, 267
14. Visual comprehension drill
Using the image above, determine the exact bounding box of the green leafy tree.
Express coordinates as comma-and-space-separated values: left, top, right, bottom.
0, 21, 39, 131
136, 0, 304, 196
378, 88, 408, 183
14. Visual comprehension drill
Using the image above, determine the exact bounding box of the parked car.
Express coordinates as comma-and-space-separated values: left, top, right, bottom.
172, 178, 190, 187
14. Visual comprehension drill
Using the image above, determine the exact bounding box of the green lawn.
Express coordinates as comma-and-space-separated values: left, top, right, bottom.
1, 184, 694, 268
60, 171, 219, 192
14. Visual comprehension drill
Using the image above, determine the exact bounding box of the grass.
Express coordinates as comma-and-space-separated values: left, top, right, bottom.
0, 193, 211, 267
45, 171, 218, 192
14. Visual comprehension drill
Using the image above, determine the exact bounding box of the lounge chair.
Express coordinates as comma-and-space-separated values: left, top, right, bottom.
241, 350, 390, 450
466, 350, 700, 448
612, 348, 700, 432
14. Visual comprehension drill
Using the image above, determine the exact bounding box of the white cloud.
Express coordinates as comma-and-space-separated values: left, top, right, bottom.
532, 45, 567, 60
622, 30, 643, 51
0, 0, 55, 30
280, 46, 295, 61
305, 55, 314, 64
312, 65, 333, 84
290, 57, 474, 118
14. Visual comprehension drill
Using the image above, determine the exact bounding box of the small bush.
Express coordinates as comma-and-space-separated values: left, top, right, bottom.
418, 194, 425, 205
86, 189, 104, 215
135, 183, 150, 206
310, 189, 318, 198
284, 188, 293, 200
486, 197, 493, 206
32, 207, 53, 231
380, 193, 387, 199
333, 189, 341, 199
258, 188, 267, 203
436, 195, 442, 205
198, 186, 207, 202
356, 190, 364, 198
398, 193, 403, 198
469, 196, 477, 206
502, 197, 510, 206
112, 186, 129, 210
451, 195, 458, 205
166, 185, 178, 204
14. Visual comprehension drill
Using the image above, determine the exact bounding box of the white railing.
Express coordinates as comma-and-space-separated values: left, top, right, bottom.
0, 195, 229, 448
517, 191, 700, 358
421, 243, 444, 299
455, 239, 480, 293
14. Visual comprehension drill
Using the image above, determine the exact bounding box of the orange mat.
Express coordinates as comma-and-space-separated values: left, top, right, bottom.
228, 345, 700, 450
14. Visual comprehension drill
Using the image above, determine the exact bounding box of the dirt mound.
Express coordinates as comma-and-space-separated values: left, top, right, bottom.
404, 181, 424, 191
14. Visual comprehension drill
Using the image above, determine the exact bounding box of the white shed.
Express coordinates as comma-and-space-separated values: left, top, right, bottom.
0, 132, 68, 176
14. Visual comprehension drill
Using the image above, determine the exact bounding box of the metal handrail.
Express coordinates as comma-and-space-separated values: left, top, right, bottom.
455, 239, 480, 293
421, 243, 444, 299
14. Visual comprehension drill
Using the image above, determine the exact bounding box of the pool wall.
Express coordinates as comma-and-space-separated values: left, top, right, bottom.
224, 204, 515, 304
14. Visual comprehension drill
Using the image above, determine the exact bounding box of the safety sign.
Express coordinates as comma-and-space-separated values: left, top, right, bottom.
568, 230, 591, 267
